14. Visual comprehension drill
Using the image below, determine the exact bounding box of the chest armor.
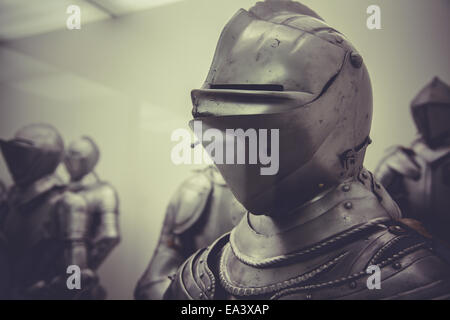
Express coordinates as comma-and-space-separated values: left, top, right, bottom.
77, 183, 106, 238
167, 169, 450, 300
68, 177, 117, 238
4, 186, 65, 287
404, 141, 450, 235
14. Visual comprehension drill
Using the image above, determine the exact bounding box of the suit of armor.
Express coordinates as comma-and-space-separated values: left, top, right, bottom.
0, 124, 95, 299
63, 137, 120, 299
375, 78, 450, 244
64, 136, 120, 271
134, 166, 245, 299
165, 1, 450, 300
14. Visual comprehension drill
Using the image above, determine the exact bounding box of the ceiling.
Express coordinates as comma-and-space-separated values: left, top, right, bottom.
0, 46, 123, 102
0, 0, 187, 105
0, 0, 184, 40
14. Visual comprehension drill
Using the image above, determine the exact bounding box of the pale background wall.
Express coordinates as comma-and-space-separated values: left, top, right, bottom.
0, 0, 449, 299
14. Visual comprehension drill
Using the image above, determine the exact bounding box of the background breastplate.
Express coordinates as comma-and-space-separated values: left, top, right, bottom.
404, 141, 450, 237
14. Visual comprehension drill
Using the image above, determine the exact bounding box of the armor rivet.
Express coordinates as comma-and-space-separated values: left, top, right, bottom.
306, 294, 312, 300
342, 185, 350, 192
271, 38, 280, 48
350, 51, 363, 68
207, 286, 211, 291
349, 281, 357, 289
393, 262, 402, 270
344, 202, 353, 210
199, 293, 204, 298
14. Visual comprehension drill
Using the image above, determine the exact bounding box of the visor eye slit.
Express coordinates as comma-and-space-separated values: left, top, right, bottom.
209, 84, 284, 91
11, 138, 34, 147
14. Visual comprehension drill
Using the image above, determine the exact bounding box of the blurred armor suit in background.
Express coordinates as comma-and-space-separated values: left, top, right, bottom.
0, 179, 10, 298
166, 0, 450, 300
64, 136, 121, 299
375, 77, 450, 245
0, 180, 7, 223
0, 124, 96, 299
135, 165, 245, 299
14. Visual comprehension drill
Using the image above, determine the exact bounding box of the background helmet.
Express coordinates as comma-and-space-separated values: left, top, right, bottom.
411, 77, 450, 149
64, 136, 100, 182
191, 0, 373, 216
0, 123, 64, 188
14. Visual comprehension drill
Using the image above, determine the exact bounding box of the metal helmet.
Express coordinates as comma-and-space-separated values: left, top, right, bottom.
411, 77, 450, 149
190, 0, 372, 216
0, 123, 64, 188
64, 136, 100, 181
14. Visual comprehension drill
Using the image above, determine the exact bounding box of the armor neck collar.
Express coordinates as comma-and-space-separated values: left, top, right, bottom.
230, 168, 400, 266
9, 174, 63, 209
68, 172, 100, 192
412, 137, 450, 162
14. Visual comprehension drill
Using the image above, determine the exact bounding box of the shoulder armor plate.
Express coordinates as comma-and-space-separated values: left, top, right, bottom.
171, 171, 213, 235
167, 234, 228, 299
84, 182, 119, 214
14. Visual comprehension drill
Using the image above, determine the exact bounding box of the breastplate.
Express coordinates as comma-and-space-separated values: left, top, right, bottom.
404, 141, 450, 230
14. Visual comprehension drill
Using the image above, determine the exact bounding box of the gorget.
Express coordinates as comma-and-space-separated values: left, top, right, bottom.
219, 168, 402, 297
230, 169, 401, 267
